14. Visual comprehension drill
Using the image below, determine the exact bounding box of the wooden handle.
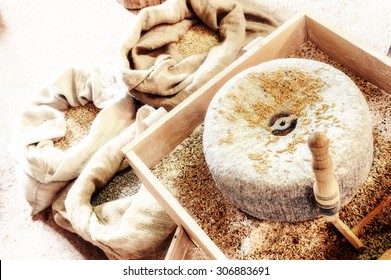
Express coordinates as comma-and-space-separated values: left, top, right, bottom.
308, 132, 340, 216
126, 151, 227, 260
308, 132, 365, 251
332, 218, 366, 252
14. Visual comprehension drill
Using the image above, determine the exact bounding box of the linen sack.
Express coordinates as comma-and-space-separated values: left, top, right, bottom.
52, 105, 176, 260
9, 66, 135, 215
118, 0, 280, 110
119, 0, 166, 10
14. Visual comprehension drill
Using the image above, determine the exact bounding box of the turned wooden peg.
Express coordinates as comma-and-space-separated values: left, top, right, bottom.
308, 132, 340, 220
308, 132, 365, 251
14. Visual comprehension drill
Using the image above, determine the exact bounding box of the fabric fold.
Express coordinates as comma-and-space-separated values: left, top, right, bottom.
118, 0, 279, 110
52, 105, 176, 260
9, 66, 135, 215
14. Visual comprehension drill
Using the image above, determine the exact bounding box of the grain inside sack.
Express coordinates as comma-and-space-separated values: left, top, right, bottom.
118, 0, 280, 110
149, 41, 390, 260
8, 66, 135, 215
51, 103, 144, 207
52, 105, 177, 260
53, 103, 101, 150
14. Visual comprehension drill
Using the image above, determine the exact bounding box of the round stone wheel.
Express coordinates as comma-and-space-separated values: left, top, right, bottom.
203, 58, 373, 222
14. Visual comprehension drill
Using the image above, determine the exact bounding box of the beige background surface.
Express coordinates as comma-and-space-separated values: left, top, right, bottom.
0, 0, 390, 259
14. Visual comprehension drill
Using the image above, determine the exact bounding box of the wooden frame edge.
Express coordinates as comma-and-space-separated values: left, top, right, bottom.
304, 11, 391, 92
126, 150, 227, 260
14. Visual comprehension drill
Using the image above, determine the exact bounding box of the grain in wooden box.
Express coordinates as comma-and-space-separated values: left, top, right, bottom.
122, 12, 391, 260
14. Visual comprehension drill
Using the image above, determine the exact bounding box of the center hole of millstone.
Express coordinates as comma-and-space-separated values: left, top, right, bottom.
268, 112, 298, 136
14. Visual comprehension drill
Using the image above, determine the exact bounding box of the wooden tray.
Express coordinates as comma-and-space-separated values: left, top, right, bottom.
122, 11, 391, 260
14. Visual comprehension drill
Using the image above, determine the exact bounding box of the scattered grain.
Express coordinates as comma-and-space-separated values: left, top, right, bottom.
225, 68, 326, 130
218, 130, 234, 145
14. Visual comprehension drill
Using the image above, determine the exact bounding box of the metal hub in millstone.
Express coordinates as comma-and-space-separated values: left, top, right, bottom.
268, 112, 298, 136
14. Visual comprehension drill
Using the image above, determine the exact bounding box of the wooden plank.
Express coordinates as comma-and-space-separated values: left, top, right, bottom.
378, 248, 391, 260
121, 12, 307, 168
352, 195, 391, 235
165, 226, 194, 260
305, 13, 391, 93
331, 218, 366, 252
126, 150, 227, 260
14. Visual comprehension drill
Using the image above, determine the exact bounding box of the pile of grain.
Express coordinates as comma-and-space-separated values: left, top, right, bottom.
177, 24, 220, 58
150, 41, 390, 260
53, 103, 100, 151
91, 167, 142, 206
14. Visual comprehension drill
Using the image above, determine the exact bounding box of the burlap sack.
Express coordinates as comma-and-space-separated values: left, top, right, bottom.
9, 66, 135, 215
118, 0, 279, 110
119, 0, 166, 10
52, 105, 176, 260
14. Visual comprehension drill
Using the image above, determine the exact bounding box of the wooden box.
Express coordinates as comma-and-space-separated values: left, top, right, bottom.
122, 12, 391, 260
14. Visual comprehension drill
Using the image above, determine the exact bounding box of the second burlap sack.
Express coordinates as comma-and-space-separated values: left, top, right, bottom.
118, 0, 280, 110
52, 105, 177, 260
